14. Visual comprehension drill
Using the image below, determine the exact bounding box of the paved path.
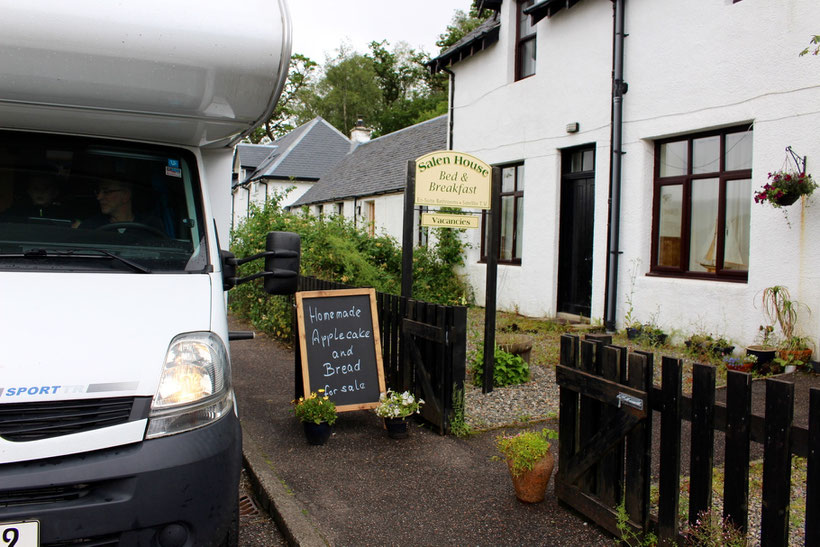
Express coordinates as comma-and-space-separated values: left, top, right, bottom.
230, 316, 612, 547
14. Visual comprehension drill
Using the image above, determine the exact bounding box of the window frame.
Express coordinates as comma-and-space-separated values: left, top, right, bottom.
481, 162, 524, 266
649, 125, 752, 282
515, 0, 536, 81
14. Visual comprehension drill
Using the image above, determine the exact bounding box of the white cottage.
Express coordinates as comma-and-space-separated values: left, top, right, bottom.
291, 115, 448, 244
231, 117, 351, 229
429, 0, 820, 348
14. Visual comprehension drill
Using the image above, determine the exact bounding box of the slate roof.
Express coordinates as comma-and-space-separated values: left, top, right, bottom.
236, 143, 277, 170
427, 14, 501, 73
233, 117, 351, 188
292, 115, 448, 206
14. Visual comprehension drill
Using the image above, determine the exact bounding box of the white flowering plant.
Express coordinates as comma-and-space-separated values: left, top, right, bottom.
374, 389, 424, 419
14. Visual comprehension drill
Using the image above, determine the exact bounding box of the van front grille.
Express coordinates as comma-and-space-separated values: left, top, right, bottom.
0, 483, 92, 508
0, 397, 145, 441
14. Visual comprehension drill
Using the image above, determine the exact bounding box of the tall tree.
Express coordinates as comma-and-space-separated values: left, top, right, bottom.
246, 53, 317, 144
436, 6, 492, 51
301, 48, 383, 136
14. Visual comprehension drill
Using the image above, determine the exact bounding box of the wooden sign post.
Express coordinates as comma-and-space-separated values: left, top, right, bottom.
295, 288, 386, 411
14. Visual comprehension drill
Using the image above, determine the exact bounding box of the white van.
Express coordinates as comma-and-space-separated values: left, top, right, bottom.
0, 1, 291, 545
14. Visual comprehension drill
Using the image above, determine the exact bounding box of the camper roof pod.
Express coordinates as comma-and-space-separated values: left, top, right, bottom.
0, 0, 291, 148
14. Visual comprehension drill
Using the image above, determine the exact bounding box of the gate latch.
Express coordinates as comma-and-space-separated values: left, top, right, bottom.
616, 392, 643, 411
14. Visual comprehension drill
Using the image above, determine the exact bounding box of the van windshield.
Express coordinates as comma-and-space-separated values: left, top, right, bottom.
0, 131, 208, 273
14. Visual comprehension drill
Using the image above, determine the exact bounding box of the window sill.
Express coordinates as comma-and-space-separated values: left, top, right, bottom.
646, 270, 747, 283
478, 259, 522, 267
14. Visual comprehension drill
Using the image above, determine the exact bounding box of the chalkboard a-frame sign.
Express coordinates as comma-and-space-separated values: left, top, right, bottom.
295, 288, 386, 412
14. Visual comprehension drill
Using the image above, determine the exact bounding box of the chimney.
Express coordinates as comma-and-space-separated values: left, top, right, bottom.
350, 117, 372, 149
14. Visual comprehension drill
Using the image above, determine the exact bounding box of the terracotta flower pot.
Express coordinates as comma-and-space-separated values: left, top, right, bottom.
779, 348, 812, 365
507, 452, 554, 503
727, 362, 754, 373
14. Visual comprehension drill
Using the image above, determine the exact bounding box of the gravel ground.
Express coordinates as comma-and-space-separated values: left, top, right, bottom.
464, 364, 558, 431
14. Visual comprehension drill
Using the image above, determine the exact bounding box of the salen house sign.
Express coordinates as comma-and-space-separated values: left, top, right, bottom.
414, 150, 491, 209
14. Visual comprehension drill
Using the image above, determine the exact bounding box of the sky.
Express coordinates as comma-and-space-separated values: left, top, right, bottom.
288, 0, 473, 63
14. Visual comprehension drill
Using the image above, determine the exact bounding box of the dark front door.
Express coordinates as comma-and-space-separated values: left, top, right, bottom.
557, 146, 595, 316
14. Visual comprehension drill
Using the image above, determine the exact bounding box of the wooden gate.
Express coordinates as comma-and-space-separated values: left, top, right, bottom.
401, 300, 466, 434
557, 333, 820, 545
555, 334, 653, 538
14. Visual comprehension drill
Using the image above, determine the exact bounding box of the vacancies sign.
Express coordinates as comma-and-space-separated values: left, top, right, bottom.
414, 150, 491, 209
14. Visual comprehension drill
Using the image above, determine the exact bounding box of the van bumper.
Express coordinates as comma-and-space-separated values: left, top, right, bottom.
0, 411, 241, 547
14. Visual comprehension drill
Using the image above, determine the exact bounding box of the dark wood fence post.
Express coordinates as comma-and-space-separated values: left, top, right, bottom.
445, 306, 467, 434
761, 379, 794, 546
625, 351, 652, 530
481, 166, 502, 394
401, 160, 415, 299
558, 334, 580, 483
723, 370, 752, 532
688, 363, 716, 525
577, 339, 600, 495
657, 356, 682, 544
598, 345, 624, 507
808, 387, 820, 545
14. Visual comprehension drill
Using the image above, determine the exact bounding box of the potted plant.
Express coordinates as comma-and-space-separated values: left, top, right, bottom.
775, 335, 813, 373
495, 428, 558, 503
754, 170, 817, 207
760, 285, 813, 368
374, 389, 424, 438
293, 390, 337, 445
640, 322, 668, 346
723, 353, 756, 373
746, 325, 778, 368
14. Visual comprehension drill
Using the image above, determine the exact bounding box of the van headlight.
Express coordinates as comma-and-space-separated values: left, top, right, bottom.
146, 332, 233, 439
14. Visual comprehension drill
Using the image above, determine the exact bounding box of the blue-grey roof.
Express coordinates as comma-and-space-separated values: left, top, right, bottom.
236, 143, 277, 170
235, 117, 351, 188
292, 115, 448, 206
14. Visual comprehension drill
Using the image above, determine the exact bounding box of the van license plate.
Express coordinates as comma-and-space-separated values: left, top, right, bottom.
0, 521, 39, 547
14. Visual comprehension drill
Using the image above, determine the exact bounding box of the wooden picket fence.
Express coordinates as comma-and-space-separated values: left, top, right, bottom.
555, 333, 819, 545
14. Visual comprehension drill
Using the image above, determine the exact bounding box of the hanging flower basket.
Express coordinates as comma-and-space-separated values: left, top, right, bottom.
754, 170, 816, 208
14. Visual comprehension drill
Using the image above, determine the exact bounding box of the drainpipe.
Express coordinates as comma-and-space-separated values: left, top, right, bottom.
604, 0, 626, 332
231, 189, 235, 231
442, 67, 455, 150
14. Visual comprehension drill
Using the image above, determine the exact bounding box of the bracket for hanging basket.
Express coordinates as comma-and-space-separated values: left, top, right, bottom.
786, 146, 807, 173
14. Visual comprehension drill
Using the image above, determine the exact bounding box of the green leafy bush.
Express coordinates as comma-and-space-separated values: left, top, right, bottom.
229, 196, 472, 341
470, 345, 530, 387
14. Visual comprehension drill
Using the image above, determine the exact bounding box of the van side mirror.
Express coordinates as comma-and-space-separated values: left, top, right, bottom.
220, 250, 237, 291
263, 231, 300, 295
221, 231, 300, 295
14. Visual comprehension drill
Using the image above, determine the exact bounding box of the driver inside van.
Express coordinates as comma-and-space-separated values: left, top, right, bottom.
78, 179, 163, 232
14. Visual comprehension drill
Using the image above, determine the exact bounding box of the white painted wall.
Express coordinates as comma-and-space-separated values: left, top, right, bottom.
450, 0, 820, 348
231, 179, 313, 230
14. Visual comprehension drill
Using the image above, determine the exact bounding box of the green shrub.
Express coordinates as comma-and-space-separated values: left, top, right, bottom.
470, 345, 530, 387
229, 196, 472, 340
